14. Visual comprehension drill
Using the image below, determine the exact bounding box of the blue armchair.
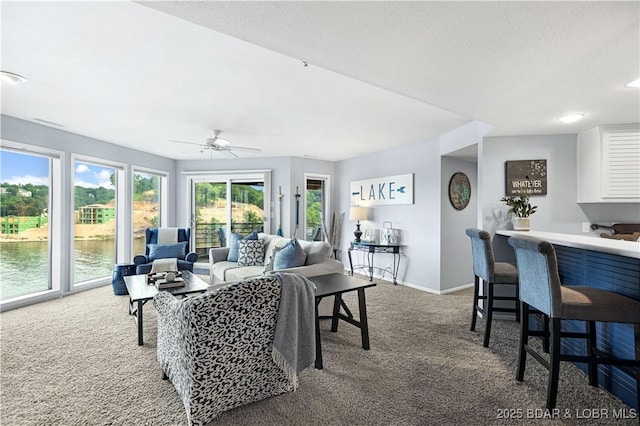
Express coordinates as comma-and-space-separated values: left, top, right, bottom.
133, 228, 198, 274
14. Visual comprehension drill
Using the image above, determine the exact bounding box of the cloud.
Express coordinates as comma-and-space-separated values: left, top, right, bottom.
74, 179, 99, 189
75, 178, 114, 189
97, 169, 112, 181
2, 175, 49, 186
75, 164, 90, 174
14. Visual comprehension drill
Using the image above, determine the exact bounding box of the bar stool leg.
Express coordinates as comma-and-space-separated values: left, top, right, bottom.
514, 282, 521, 323
547, 318, 562, 410
543, 314, 550, 354
483, 281, 494, 347
470, 275, 480, 332
516, 301, 529, 382
586, 320, 598, 387
635, 323, 639, 412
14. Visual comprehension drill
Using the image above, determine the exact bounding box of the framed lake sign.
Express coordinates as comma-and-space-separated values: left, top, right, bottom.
350, 173, 414, 206
448, 172, 471, 210
505, 159, 547, 195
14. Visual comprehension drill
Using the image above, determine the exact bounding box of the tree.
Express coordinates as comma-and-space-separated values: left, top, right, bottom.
243, 210, 260, 224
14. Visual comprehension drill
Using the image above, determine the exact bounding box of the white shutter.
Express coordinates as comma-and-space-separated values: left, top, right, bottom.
601, 124, 640, 199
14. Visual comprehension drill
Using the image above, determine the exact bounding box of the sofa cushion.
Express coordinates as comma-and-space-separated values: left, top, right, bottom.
238, 239, 265, 266
298, 240, 332, 265
273, 238, 307, 270
225, 265, 265, 282
212, 261, 241, 282
147, 242, 187, 261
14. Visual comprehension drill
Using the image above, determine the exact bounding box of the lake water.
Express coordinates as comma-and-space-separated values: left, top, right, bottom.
0, 240, 119, 301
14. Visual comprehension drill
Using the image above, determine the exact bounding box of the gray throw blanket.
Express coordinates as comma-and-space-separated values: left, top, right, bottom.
272, 273, 316, 386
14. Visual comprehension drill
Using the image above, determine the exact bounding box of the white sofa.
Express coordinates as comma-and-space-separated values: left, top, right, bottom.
209, 233, 344, 285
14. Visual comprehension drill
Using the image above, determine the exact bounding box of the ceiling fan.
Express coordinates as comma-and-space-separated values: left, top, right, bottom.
170, 130, 262, 158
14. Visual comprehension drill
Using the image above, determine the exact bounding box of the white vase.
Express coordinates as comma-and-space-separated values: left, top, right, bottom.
512, 217, 531, 231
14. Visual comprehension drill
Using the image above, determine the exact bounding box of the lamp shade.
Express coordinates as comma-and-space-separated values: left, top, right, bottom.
349, 206, 368, 221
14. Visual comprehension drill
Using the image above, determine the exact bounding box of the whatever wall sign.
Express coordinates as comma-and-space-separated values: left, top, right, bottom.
505, 160, 547, 195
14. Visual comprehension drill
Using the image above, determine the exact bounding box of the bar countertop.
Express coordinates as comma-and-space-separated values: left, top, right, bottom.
496, 229, 640, 259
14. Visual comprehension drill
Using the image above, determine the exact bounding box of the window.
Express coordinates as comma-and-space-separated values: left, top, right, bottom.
72, 157, 124, 286
304, 174, 330, 241
0, 143, 62, 303
132, 169, 167, 256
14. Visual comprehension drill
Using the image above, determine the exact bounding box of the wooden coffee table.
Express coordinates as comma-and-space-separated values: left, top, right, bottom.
308, 273, 376, 369
124, 270, 209, 345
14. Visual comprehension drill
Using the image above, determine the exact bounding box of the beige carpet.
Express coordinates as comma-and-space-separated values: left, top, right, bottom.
1, 276, 636, 425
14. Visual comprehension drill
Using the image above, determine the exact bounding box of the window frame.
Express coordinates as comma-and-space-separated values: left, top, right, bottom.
0, 140, 64, 311
303, 172, 331, 241
131, 166, 169, 260
70, 154, 125, 291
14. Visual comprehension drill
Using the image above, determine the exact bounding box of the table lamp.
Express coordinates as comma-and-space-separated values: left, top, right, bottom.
349, 206, 368, 242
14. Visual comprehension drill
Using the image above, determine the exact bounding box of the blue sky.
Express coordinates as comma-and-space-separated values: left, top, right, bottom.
1, 151, 114, 188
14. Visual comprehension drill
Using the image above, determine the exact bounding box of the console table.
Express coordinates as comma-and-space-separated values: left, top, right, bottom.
348, 241, 401, 284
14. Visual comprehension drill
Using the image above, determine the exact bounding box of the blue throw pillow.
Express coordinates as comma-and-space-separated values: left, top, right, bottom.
148, 242, 187, 261
273, 238, 307, 270
227, 233, 243, 262
228, 232, 259, 262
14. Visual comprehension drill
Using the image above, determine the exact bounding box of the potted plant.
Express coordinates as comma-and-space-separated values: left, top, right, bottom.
500, 193, 538, 231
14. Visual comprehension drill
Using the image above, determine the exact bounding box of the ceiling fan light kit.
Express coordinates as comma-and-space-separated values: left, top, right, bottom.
0, 70, 28, 85
170, 129, 261, 158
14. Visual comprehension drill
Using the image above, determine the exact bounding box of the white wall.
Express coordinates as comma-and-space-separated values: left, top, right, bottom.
336, 139, 442, 292
481, 134, 589, 235
440, 157, 477, 292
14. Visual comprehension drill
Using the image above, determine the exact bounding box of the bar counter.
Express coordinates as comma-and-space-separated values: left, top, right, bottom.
496, 230, 640, 259
495, 229, 639, 410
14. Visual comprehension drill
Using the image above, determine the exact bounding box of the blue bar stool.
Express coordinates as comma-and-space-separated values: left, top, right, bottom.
466, 228, 520, 347
508, 236, 640, 410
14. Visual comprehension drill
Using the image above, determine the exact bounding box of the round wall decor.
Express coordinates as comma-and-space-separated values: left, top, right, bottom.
448, 172, 471, 210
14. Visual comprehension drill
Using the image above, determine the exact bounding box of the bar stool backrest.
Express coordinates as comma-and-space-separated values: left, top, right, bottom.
465, 228, 495, 282
508, 236, 563, 318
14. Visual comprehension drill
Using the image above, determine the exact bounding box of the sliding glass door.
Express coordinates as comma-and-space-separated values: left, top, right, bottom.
193, 181, 228, 256
189, 172, 270, 260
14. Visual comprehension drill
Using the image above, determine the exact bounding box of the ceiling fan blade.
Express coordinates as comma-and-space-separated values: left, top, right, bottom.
168, 139, 204, 147
226, 150, 239, 158
227, 145, 262, 152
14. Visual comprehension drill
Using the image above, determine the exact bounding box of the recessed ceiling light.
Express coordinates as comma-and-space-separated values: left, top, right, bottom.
557, 113, 584, 124
625, 79, 640, 88
0, 70, 28, 85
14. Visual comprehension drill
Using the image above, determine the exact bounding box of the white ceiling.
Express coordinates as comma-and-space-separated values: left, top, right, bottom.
2, 1, 638, 161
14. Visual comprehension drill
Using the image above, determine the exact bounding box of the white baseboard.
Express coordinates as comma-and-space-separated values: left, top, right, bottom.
401, 281, 473, 295
343, 268, 474, 295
